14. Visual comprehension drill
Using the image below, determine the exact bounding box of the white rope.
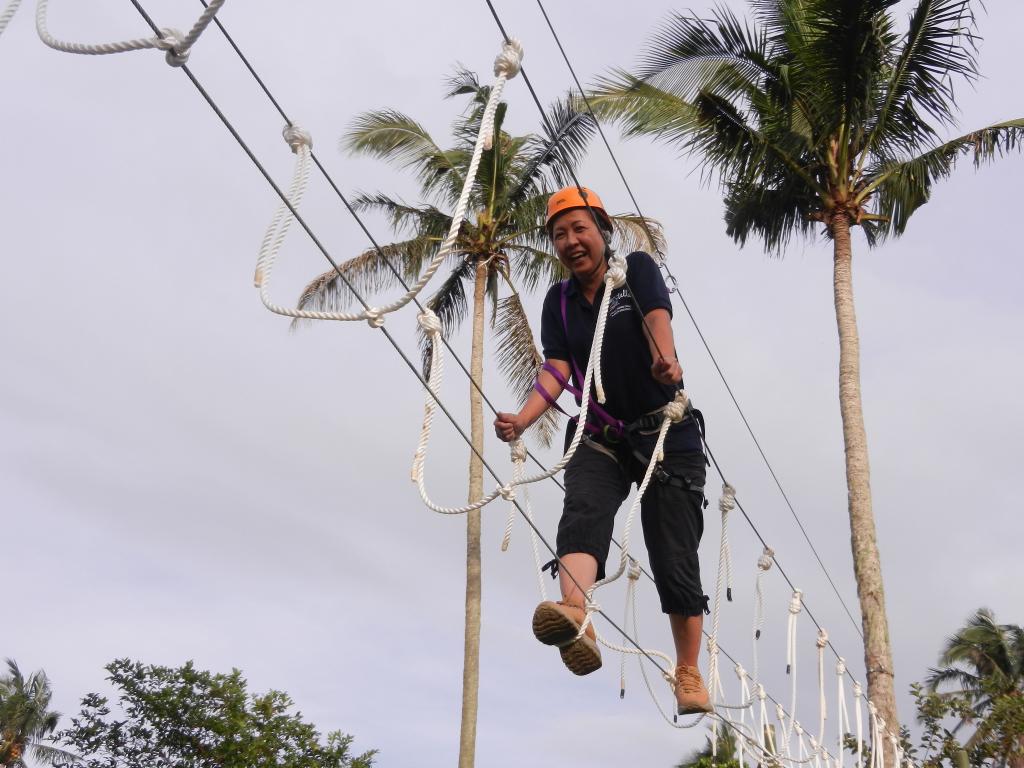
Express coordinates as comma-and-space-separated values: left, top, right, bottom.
0, 0, 21, 37
620, 558, 642, 698
757, 684, 771, 755
577, 390, 688, 637
735, 665, 752, 768
836, 659, 850, 768
252, 40, 523, 326
753, 544, 774, 684
708, 482, 736, 715
868, 703, 884, 768
817, 628, 829, 745
592, 256, 626, 403
36, 0, 225, 66
410, 253, 630, 514
854, 682, 865, 768
785, 589, 804, 749
499, 439, 548, 600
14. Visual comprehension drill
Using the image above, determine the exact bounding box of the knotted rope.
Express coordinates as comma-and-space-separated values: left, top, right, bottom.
252, 40, 523, 326
817, 628, 829, 747
753, 545, 774, 683
36, 0, 225, 65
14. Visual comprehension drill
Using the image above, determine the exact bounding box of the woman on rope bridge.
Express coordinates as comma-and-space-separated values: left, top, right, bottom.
494, 186, 712, 715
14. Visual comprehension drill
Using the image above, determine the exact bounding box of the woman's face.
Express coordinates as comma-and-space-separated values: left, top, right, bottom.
550, 208, 607, 281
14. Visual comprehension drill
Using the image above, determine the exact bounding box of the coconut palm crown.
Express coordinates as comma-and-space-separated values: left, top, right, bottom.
590, 0, 1023, 249
926, 608, 1024, 732
589, 0, 1023, 756
0, 660, 76, 768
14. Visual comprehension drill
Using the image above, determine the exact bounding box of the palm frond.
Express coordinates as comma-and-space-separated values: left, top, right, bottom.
493, 294, 558, 448
608, 214, 668, 258
504, 243, 565, 294
590, 71, 703, 147
865, 119, 1024, 238
637, 8, 775, 107
350, 192, 453, 239
867, 0, 979, 161
290, 235, 443, 331
724, 173, 819, 253
514, 96, 597, 195
343, 109, 466, 201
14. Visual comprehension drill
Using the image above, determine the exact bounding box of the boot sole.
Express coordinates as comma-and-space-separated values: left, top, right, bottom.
676, 700, 715, 716
532, 603, 602, 676
560, 634, 602, 676
532, 603, 580, 646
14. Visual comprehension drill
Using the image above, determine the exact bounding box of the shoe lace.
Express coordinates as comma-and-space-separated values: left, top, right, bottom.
676, 667, 703, 694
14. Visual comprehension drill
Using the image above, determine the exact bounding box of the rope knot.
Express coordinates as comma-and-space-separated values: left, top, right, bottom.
706, 637, 718, 656
757, 545, 775, 571
417, 308, 442, 334
282, 125, 312, 153
662, 390, 689, 423
794, 722, 804, 736
493, 38, 524, 78
605, 255, 627, 288
854, 682, 863, 698
867, 701, 877, 716
788, 589, 803, 615
627, 558, 642, 581
499, 483, 516, 501
816, 628, 829, 648
757, 684, 767, 701
719, 483, 736, 513
836, 658, 847, 676
365, 308, 385, 328
509, 438, 527, 463
157, 28, 189, 67
734, 664, 747, 681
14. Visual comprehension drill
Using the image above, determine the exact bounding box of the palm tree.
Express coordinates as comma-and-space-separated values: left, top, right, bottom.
0, 660, 75, 767
675, 727, 740, 768
926, 608, 1024, 751
589, 1, 1024, 755
295, 69, 664, 768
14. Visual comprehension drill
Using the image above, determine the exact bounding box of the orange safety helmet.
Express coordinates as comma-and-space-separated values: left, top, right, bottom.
545, 186, 611, 232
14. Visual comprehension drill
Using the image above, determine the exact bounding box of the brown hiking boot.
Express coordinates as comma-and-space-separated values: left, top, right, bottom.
532, 600, 602, 676
674, 665, 713, 715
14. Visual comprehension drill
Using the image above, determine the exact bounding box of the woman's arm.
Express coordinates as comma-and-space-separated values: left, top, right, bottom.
642, 308, 683, 386
494, 359, 571, 441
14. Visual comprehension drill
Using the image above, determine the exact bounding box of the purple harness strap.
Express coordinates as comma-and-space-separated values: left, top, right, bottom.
531, 280, 624, 439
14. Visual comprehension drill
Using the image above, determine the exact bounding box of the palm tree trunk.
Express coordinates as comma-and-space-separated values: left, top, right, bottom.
831, 212, 899, 765
457, 258, 487, 768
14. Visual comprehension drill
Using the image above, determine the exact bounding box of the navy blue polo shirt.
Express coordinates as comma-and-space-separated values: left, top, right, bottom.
540, 251, 702, 453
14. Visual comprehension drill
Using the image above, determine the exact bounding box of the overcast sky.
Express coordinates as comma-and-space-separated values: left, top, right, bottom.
2, 1, 1022, 767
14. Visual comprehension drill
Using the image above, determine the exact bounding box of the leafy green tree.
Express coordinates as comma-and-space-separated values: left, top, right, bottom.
0, 660, 75, 768
915, 682, 1024, 768
58, 659, 375, 768
295, 68, 662, 768
590, 0, 1024, 748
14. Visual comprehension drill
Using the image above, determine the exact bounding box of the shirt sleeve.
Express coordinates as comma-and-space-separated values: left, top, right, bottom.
540, 283, 569, 361
626, 251, 672, 317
